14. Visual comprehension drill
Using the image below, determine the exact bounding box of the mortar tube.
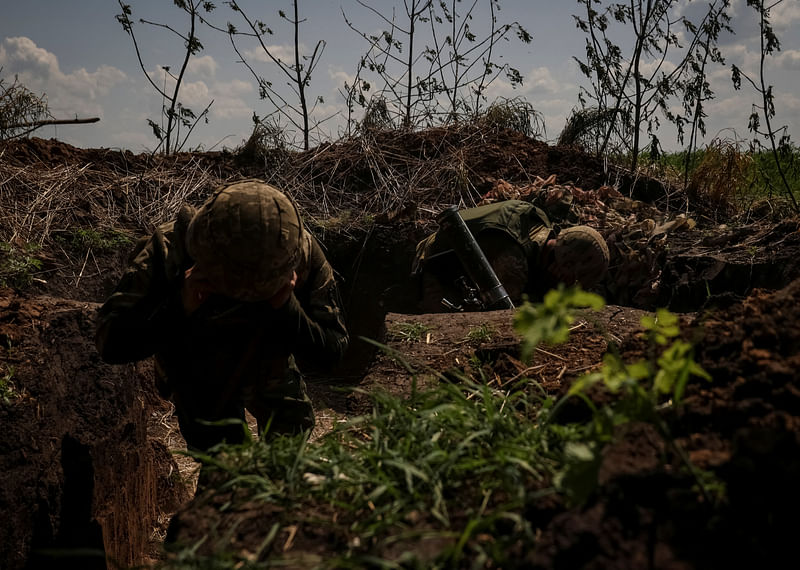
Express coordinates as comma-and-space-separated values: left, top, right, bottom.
436, 205, 514, 310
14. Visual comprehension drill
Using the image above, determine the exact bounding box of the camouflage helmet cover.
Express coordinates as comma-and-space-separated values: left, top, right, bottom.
551, 225, 609, 289
185, 179, 310, 301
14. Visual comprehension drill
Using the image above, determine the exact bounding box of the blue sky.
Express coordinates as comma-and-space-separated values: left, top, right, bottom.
1, 0, 798, 153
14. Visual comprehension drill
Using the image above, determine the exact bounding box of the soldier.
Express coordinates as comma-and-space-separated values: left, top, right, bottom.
96, 179, 349, 451
412, 199, 609, 312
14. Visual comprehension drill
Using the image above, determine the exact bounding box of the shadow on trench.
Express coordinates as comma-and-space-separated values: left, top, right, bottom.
27, 435, 107, 570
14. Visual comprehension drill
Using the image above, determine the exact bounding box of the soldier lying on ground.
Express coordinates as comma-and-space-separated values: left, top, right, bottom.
96, 179, 349, 451
412, 199, 609, 312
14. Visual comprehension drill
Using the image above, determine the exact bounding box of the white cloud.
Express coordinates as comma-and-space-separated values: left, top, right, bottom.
638, 59, 678, 80
0, 36, 59, 76
0, 36, 128, 118
486, 65, 573, 101
187, 55, 218, 77
210, 94, 252, 120
329, 68, 355, 90
771, 1, 800, 31
243, 44, 296, 66
776, 49, 800, 70
225, 78, 253, 96
524, 66, 565, 94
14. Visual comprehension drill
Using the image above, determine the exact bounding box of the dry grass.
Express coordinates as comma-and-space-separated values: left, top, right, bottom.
0, 124, 523, 247
0, 159, 222, 247
687, 138, 751, 213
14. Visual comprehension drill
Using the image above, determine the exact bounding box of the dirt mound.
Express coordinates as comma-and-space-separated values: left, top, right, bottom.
528, 279, 800, 568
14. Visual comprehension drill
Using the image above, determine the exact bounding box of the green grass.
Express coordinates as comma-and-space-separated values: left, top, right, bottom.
169, 374, 570, 568
637, 144, 800, 212
161, 287, 719, 568
0, 242, 43, 289
0, 366, 20, 404
387, 321, 432, 343
54, 228, 133, 253
465, 324, 496, 343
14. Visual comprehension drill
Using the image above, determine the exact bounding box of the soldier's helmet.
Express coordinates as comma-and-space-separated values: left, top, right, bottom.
185, 179, 310, 301
548, 226, 609, 289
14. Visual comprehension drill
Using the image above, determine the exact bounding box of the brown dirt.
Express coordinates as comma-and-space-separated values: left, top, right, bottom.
1, 133, 800, 568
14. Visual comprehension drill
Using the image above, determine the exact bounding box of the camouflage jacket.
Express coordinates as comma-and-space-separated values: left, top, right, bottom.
412, 200, 555, 274
95, 212, 349, 392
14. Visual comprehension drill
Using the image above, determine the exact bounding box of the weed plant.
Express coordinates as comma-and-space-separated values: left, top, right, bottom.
387, 321, 432, 343
0, 365, 19, 404
0, 242, 42, 289
465, 324, 495, 343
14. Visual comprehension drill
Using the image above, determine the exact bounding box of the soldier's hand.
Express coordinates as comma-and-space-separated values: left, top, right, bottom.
268, 271, 297, 309
181, 265, 213, 315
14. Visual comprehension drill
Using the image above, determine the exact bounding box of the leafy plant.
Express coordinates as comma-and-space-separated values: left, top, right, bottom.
0, 242, 43, 289
343, 0, 531, 131
555, 307, 714, 505
218, 1, 326, 151
172, 373, 563, 568
513, 285, 604, 362
163, 286, 720, 566
572, 0, 732, 171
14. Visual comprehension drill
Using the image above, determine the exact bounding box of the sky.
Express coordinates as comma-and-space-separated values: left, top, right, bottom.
1, 0, 799, 154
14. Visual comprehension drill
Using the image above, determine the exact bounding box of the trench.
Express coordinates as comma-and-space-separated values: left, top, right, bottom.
19, 221, 797, 569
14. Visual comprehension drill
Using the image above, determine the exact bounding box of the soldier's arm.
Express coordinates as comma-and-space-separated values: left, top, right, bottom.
95, 226, 185, 364
272, 239, 349, 367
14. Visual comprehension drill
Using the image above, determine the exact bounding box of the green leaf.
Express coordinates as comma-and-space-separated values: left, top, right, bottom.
554, 442, 602, 506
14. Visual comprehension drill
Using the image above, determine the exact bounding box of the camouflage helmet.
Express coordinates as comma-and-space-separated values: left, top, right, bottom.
185, 179, 310, 301
549, 225, 609, 289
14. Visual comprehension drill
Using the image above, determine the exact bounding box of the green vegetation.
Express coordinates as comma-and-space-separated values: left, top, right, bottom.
54, 228, 132, 253
465, 323, 495, 343
637, 143, 800, 213
163, 287, 716, 567
559, 308, 715, 505
513, 285, 604, 362
0, 242, 43, 289
387, 321, 432, 343
0, 365, 20, 404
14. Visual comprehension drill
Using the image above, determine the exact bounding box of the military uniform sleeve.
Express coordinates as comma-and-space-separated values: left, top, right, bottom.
272, 238, 349, 367
95, 223, 187, 364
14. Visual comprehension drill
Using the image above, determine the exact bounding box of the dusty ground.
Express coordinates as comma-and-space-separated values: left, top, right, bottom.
1, 133, 799, 568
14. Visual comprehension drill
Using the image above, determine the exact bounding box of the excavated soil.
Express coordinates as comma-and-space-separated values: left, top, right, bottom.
1, 133, 800, 568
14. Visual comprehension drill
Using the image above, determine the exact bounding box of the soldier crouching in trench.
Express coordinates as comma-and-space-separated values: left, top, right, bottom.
412, 199, 610, 312
95, 179, 349, 452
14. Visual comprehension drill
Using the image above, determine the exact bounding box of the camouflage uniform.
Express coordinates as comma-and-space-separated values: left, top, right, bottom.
413, 199, 608, 311
96, 181, 349, 451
